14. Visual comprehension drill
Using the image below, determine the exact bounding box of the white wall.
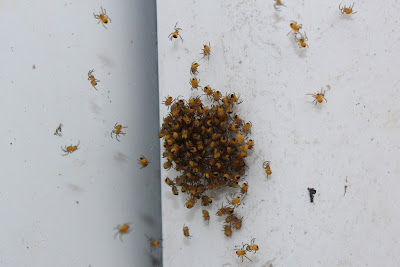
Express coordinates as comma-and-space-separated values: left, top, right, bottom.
0, 1, 161, 266
157, 0, 400, 266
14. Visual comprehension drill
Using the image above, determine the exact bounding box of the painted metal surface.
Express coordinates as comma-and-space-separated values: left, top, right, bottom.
0, 1, 161, 266
157, 0, 400, 266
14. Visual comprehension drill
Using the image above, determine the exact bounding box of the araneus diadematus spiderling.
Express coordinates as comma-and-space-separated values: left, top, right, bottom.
339, 3, 357, 14
114, 223, 132, 241
111, 123, 127, 142
88, 69, 100, 90
168, 22, 183, 42
61, 141, 80, 156
306, 88, 327, 104
274, 0, 286, 11
94, 7, 111, 29
294, 32, 308, 48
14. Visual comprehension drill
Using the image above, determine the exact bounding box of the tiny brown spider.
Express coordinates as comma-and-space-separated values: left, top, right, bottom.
111, 123, 127, 142
274, 0, 286, 11
294, 32, 308, 48
168, 22, 183, 42
61, 141, 80, 156
339, 3, 357, 14
94, 7, 111, 29
307, 88, 327, 105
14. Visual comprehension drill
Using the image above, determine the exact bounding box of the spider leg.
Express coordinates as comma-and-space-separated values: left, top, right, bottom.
245, 255, 252, 262
102, 23, 107, 29
116, 135, 120, 142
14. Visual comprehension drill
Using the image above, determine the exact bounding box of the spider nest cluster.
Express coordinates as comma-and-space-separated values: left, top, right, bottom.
160, 90, 253, 237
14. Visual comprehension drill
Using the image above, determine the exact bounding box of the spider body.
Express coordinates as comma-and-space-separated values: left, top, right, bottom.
88, 69, 100, 90
288, 21, 302, 35
190, 78, 200, 90
61, 141, 80, 156
94, 7, 111, 29
263, 161, 272, 177
201, 42, 211, 59
307, 88, 327, 104
235, 244, 252, 262
234, 217, 243, 230
172, 186, 179, 195
145, 234, 160, 250
111, 123, 127, 141
240, 183, 248, 194
114, 223, 132, 241
223, 224, 232, 237
183, 225, 191, 238
246, 238, 259, 253
168, 22, 183, 41
202, 210, 210, 221
190, 62, 199, 75
339, 3, 356, 14
274, 0, 286, 10
138, 156, 150, 168
294, 32, 308, 48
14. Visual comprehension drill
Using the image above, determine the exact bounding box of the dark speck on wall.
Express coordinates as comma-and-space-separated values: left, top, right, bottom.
307, 188, 316, 203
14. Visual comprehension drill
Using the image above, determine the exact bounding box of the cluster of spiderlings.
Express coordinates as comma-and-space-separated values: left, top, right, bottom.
160, 90, 254, 236
216, 201, 243, 237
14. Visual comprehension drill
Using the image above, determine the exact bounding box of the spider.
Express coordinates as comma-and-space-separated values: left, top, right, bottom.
274, 0, 286, 11
201, 42, 211, 59
168, 22, 183, 42
287, 21, 302, 36
339, 3, 357, 14
307, 88, 327, 104
294, 32, 308, 48
94, 7, 111, 29
61, 141, 80, 156
111, 123, 127, 142
235, 244, 252, 262
88, 69, 100, 90
114, 223, 132, 241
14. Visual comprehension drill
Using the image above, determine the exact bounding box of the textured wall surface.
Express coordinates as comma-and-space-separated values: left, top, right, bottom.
0, 1, 161, 266
157, 0, 400, 266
